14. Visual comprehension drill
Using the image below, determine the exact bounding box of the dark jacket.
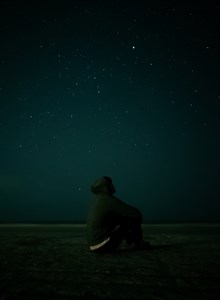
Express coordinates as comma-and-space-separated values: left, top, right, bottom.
86, 177, 142, 246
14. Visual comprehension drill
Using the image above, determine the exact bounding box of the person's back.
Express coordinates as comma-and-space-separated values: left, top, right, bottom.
86, 176, 151, 253
86, 184, 120, 246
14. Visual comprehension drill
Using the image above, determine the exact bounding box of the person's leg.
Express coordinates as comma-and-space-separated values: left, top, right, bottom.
92, 225, 125, 253
120, 216, 143, 246
120, 217, 153, 250
94, 217, 144, 253
91, 215, 150, 254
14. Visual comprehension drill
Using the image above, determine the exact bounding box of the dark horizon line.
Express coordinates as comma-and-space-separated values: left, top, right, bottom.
0, 219, 220, 224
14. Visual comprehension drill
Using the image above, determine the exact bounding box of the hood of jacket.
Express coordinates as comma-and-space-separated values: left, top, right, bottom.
90, 177, 113, 195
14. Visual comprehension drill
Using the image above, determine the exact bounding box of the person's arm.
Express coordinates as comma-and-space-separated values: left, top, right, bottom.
110, 196, 142, 220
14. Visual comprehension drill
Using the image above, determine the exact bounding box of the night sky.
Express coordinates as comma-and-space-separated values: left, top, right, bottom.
0, 1, 219, 223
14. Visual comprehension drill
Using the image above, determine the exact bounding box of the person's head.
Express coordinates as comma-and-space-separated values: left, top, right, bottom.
90, 176, 116, 195
103, 176, 116, 194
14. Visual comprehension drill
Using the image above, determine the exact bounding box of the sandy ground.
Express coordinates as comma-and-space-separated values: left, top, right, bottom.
0, 223, 219, 300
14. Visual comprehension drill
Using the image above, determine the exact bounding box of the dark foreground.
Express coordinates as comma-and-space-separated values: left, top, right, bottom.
0, 224, 219, 300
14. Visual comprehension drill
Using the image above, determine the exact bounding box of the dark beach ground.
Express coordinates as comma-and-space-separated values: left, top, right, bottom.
0, 223, 219, 300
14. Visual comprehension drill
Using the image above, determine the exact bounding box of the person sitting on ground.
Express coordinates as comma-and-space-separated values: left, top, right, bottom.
86, 176, 151, 253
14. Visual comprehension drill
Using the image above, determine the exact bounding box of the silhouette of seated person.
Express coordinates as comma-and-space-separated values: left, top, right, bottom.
87, 176, 151, 253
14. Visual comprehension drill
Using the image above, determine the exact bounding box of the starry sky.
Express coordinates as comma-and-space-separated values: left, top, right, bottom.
0, 0, 219, 223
